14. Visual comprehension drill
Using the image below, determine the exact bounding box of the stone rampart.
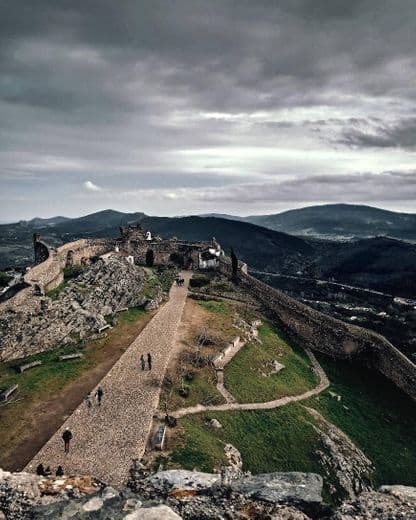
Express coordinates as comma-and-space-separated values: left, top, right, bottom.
218, 259, 416, 400
120, 238, 212, 269
0, 239, 112, 314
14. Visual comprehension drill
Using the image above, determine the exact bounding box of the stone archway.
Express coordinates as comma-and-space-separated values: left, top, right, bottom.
146, 249, 155, 267
169, 252, 184, 267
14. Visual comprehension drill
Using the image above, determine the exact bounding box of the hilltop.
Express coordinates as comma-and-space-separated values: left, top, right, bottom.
240, 204, 416, 241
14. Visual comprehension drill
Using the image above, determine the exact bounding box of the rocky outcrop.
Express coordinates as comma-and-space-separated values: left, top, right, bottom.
333, 485, 416, 519
306, 407, 374, 500
0, 256, 148, 361
2, 466, 416, 519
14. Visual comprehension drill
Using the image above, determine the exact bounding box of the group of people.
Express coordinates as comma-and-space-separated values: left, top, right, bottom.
56, 352, 153, 456
84, 386, 104, 410
36, 463, 64, 477
175, 277, 185, 286
140, 352, 152, 371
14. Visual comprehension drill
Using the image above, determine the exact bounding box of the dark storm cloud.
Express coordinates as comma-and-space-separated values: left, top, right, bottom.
339, 118, 416, 149
1, 0, 416, 218
194, 171, 416, 204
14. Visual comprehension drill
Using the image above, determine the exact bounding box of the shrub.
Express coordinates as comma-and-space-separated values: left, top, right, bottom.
190, 275, 210, 288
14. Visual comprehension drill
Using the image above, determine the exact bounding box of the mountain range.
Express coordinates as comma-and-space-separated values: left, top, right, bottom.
1, 206, 416, 298
205, 204, 416, 240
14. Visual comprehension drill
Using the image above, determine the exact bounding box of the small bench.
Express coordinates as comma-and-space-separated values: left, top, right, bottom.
0, 384, 18, 402
18, 360, 42, 373
98, 324, 111, 333
154, 425, 167, 450
59, 353, 83, 361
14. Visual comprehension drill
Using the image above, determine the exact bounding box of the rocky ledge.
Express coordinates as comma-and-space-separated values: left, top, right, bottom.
1, 465, 415, 520
0, 256, 158, 360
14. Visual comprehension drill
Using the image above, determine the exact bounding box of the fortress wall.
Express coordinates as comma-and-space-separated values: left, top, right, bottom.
219, 261, 416, 400
24, 239, 111, 291
0, 239, 112, 314
124, 240, 210, 268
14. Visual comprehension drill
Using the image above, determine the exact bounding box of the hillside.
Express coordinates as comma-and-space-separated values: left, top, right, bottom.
2, 210, 416, 297
243, 204, 416, 240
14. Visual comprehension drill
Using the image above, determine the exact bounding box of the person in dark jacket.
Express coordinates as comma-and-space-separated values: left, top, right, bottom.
140, 354, 145, 371
36, 463, 46, 476
95, 386, 104, 406
56, 465, 64, 477
147, 352, 152, 370
62, 428, 72, 453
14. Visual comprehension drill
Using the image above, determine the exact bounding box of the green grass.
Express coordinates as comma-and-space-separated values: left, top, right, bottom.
46, 280, 69, 299
162, 367, 225, 413
224, 323, 318, 403
170, 404, 323, 476
0, 344, 88, 400
305, 355, 416, 487
198, 300, 229, 314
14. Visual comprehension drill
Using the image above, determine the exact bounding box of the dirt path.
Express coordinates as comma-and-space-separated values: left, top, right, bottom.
173, 348, 329, 418
26, 272, 191, 487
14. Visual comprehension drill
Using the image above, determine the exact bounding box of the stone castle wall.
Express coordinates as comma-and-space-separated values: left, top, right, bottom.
25, 239, 111, 292
0, 238, 112, 314
119, 239, 212, 268
220, 261, 416, 400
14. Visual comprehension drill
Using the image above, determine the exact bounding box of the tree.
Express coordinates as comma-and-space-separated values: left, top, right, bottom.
145, 249, 154, 267
230, 247, 238, 278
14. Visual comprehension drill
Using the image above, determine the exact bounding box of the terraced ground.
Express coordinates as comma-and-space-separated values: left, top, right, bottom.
156, 292, 416, 500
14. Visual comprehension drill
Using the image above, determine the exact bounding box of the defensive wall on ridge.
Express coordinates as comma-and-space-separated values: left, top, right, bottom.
0, 238, 111, 314
218, 257, 416, 401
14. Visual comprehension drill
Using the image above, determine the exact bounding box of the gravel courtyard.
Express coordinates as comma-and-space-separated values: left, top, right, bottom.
25, 272, 191, 487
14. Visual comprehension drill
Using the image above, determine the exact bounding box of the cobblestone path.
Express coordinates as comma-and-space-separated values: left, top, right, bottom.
26, 272, 191, 487
173, 348, 329, 418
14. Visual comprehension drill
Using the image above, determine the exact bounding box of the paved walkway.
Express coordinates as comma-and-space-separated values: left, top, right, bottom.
26, 272, 191, 487
173, 349, 329, 418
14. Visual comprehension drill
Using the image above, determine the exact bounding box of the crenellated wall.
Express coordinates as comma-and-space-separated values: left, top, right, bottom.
218, 257, 416, 401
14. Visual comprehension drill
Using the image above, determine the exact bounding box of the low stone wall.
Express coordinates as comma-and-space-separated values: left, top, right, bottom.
217, 259, 416, 401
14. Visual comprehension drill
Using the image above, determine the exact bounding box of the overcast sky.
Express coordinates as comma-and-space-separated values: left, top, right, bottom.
1, 0, 416, 220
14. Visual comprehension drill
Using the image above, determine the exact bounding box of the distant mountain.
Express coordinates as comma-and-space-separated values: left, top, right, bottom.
28, 216, 71, 228
242, 204, 416, 240
141, 216, 315, 274
2, 208, 416, 297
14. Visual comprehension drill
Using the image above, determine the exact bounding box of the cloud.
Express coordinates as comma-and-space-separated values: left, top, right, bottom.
1, 1, 416, 219
83, 180, 102, 192
338, 118, 416, 149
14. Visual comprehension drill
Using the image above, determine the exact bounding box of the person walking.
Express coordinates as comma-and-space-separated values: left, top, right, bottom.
147, 352, 152, 370
36, 463, 46, 476
84, 392, 92, 410
140, 354, 146, 371
95, 386, 104, 406
62, 428, 72, 453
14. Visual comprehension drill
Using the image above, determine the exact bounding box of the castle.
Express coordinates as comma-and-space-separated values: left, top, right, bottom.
0, 225, 415, 401
115, 223, 224, 270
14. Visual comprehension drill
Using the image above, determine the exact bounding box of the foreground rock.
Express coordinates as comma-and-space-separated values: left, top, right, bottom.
2, 466, 416, 519
306, 407, 374, 500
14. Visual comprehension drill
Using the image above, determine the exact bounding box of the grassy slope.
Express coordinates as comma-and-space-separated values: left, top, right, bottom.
305, 355, 416, 487
224, 323, 318, 402
170, 404, 322, 475
161, 299, 238, 412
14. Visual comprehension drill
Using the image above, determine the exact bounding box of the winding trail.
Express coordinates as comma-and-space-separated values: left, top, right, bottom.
26, 272, 191, 487
172, 348, 329, 418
